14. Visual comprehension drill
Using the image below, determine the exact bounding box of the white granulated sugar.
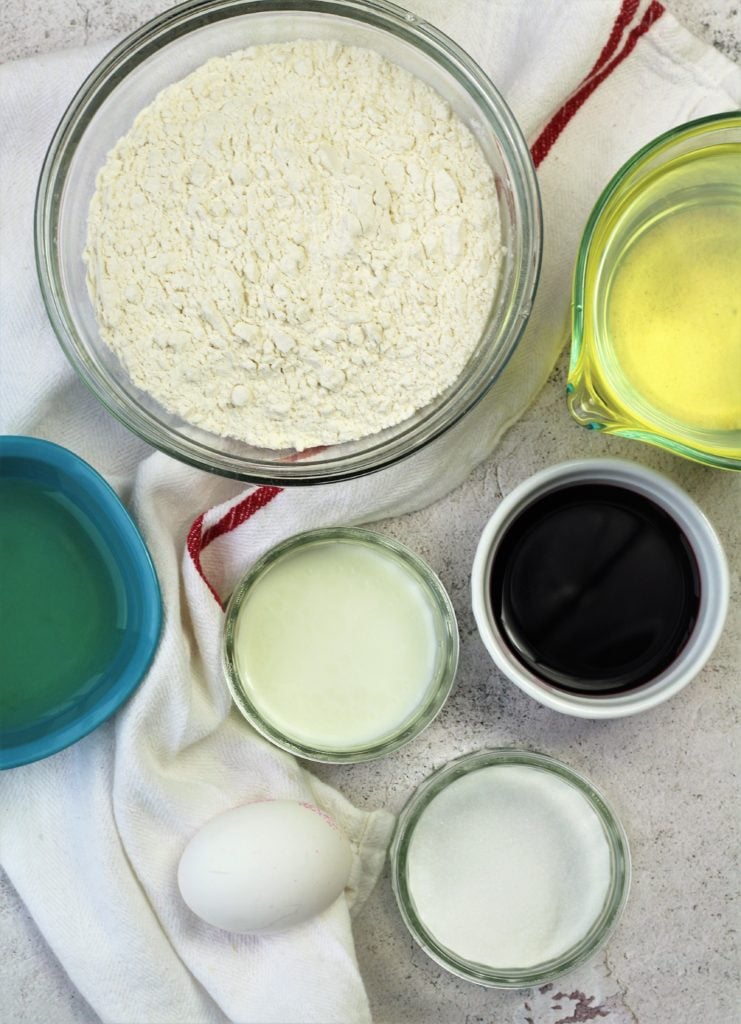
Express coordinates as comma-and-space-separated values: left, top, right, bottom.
406, 765, 612, 969
85, 40, 502, 450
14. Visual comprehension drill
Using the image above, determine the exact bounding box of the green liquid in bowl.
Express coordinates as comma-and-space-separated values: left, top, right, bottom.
0, 436, 161, 768
0, 478, 125, 731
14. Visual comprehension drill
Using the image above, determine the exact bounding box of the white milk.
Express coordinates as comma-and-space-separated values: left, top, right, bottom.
406, 764, 612, 968
233, 540, 439, 749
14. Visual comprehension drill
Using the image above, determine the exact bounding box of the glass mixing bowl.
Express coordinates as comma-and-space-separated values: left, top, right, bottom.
36, 0, 541, 485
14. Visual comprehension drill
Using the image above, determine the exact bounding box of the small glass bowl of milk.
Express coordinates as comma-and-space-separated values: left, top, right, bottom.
222, 527, 459, 762
391, 748, 631, 988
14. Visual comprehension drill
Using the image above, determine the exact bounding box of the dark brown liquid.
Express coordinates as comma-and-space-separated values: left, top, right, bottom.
489, 483, 701, 694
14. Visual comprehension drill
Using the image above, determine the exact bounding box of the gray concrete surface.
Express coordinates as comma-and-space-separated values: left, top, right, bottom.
1, 2, 739, 1023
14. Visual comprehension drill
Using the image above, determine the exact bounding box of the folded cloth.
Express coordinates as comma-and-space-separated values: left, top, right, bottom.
0, 2, 738, 1023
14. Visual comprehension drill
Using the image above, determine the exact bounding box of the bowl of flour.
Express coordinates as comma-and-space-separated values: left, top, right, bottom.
36, 0, 541, 485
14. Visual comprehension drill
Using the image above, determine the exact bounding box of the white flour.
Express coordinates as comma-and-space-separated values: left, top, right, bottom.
85, 40, 502, 450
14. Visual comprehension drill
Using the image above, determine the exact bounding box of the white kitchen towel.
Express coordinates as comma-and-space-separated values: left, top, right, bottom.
0, 2, 739, 1023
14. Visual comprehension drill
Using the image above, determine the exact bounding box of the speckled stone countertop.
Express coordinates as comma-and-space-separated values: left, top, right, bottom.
1, 3, 739, 1023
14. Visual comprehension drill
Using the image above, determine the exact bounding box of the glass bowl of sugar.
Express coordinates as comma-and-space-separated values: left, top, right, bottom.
391, 748, 631, 988
36, 0, 541, 484
221, 527, 458, 762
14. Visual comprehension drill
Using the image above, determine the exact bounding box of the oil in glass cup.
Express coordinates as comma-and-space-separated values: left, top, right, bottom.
568, 113, 741, 470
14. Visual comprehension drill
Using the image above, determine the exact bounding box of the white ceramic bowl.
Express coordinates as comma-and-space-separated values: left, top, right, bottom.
471, 459, 729, 718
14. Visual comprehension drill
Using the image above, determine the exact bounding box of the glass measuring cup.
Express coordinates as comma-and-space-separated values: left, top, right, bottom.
567, 113, 741, 471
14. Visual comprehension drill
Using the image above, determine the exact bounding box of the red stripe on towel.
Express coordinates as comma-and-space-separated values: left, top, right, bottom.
186, 485, 282, 607
531, 0, 665, 168
586, 0, 641, 79
200, 485, 282, 549
186, 511, 225, 607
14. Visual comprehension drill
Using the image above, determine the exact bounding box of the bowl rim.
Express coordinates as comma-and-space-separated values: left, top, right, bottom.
0, 435, 162, 769
470, 458, 730, 719
35, 0, 542, 485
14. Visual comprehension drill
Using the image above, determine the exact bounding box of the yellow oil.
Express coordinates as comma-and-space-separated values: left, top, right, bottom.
590, 143, 741, 442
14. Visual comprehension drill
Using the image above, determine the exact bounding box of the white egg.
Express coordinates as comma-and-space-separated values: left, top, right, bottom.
177, 799, 353, 933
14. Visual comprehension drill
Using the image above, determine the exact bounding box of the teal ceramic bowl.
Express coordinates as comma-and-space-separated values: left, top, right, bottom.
0, 436, 162, 768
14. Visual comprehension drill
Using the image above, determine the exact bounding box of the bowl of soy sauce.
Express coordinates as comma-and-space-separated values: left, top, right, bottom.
471, 459, 728, 718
